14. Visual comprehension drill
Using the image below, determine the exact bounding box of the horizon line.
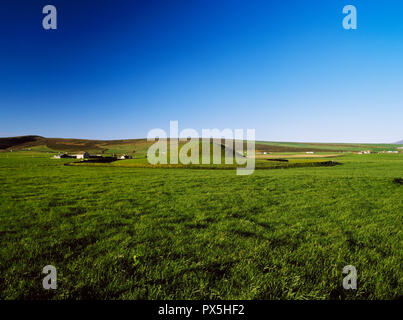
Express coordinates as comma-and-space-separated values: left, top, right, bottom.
0, 134, 401, 145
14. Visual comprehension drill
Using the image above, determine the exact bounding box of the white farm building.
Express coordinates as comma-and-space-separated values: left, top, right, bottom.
120, 155, 133, 159
75, 151, 90, 159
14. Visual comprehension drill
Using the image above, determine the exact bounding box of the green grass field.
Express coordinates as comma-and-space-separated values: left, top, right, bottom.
0, 151, 402, 299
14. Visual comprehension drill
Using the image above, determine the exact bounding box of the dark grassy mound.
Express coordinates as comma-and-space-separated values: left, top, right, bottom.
65, 157, 119, 165
266, 158, 289, 162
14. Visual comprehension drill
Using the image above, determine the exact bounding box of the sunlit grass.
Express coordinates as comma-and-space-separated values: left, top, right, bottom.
0, 152, 401, 299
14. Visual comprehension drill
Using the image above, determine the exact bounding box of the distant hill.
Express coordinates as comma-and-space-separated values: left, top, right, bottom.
396, 140, 403, 144
0, 135, 149, 154
0, 135, 44, 149
0, 135, 399, 154
0, 135, 341, 154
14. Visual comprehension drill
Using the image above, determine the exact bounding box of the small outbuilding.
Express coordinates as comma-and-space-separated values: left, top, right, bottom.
75, 151, 90, 159
120, 155, 133, 160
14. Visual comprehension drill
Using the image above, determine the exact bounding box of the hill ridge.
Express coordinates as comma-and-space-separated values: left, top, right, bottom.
1, 135, 401, 154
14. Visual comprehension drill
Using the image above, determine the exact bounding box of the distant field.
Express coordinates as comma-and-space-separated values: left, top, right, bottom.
62, 140, 341, 171
256, 141, 403, 153
0, 149, 401, 299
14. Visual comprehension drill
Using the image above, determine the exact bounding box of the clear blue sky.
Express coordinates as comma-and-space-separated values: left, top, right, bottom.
1, 0, 402, 143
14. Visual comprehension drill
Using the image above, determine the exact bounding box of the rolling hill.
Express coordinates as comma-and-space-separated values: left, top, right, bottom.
0, 135, 401, 155
0, 135, 43, 150
0, 135, 149, 155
